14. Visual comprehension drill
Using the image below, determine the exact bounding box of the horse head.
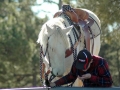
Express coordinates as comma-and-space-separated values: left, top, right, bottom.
37, 17, 74, 79
45, 24, 73, 76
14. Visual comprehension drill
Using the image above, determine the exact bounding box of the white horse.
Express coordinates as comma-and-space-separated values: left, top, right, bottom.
37, 9, 101, 87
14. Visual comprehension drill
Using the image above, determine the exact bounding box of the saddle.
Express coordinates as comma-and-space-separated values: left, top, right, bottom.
64, 9, 94, 32
53, 9, 94, 53
64, 9, 94, 53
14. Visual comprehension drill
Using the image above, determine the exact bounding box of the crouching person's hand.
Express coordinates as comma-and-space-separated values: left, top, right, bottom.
45, 79, 56, 87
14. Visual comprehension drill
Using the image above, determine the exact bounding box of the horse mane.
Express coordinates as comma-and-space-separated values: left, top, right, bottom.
37, 17, 71, 50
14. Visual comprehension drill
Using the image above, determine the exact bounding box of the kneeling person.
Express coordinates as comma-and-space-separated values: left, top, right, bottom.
50, 49, 113, 87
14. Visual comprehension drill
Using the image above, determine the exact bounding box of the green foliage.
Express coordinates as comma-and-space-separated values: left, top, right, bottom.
0, 0, 48, 88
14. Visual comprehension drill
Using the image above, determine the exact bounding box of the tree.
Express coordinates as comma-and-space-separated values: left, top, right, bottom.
0, 0, 48, 88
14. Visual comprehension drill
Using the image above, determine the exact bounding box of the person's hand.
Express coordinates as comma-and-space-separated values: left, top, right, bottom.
78, 73, 91, 80
50, 82, 56, 87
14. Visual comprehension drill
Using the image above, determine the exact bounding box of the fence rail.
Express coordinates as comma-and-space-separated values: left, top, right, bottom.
1, 87, 120, 90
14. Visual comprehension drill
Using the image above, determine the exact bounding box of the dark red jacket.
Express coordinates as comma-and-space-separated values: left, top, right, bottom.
55, 55, 113, 87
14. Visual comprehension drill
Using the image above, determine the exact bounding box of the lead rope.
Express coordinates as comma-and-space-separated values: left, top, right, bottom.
40, 44, 44, 86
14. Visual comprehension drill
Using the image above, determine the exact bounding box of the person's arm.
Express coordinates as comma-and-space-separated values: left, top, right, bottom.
54, 62, 78, 86
90, 59, 113, 87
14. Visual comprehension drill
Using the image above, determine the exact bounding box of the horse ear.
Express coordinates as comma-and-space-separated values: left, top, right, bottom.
46, 24, 53, 33
63, 25, 73, 34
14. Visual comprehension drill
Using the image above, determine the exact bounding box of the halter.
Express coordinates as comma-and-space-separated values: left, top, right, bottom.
39, 38, 56, 86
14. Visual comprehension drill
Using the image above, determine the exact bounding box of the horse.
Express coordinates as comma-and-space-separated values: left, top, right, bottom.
37, 8, 101, 87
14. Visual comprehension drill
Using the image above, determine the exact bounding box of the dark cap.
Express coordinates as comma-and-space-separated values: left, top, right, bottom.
75, 49, 92, 70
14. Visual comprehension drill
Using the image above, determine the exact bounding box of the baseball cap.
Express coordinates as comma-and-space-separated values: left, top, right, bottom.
75, 49, 92, 70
